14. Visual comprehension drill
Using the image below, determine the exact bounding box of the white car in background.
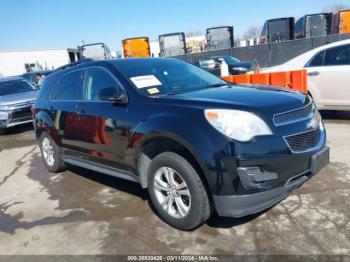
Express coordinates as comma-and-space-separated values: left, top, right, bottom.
264, 39, 350, 110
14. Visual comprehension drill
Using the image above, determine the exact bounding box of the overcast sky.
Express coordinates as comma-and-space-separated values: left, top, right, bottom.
0, 0, 348, 51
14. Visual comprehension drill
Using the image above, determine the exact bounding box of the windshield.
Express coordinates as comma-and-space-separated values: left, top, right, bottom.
0, 79, 36, 96
116, 59, 227, 97
222, 56, 240, 64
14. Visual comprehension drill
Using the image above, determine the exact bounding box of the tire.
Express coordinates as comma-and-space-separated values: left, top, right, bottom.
39, 132, 66, 173
0, 128, 6, 135
147, 152, 211, 230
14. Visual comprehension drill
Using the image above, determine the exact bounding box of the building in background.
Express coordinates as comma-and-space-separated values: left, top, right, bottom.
0, 48, 79, 77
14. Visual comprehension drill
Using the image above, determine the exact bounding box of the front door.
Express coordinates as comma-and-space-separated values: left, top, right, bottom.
307, 44, 350, 108
76, 67, 130, 171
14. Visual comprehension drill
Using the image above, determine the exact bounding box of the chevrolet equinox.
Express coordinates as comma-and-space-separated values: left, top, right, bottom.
33, 58, 329, 230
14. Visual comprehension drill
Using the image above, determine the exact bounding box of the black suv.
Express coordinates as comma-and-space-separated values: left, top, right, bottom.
33, 58, 329, 230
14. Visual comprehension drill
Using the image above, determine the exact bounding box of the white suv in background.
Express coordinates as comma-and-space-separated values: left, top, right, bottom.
264, 39, 350, 111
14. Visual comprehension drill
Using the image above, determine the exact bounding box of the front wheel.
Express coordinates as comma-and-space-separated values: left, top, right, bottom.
147, 152, 211, 230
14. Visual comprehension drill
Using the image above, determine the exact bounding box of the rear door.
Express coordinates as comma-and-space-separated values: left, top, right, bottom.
77, 67, 130, 171
49, 70, 84, 157
306, 44, 350, 108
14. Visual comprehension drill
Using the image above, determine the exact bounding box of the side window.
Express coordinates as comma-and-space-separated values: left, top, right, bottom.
294, 17, 304, 37
324, 44, 350, 66
51, 71, 82, 100
307, 51, 325, 67
82, 68, 124, 101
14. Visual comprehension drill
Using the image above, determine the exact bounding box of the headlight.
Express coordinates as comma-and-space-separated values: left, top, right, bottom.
204, 109, 272, 142
232, 67, 247, 72
0, 105, 10, 111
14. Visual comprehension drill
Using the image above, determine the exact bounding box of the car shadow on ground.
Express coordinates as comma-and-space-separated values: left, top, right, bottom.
206, 211, 265, 228
320, 110, 350, 120
66, 164, 149, 201
2, 123, 33, 135
65, 164, 266, 229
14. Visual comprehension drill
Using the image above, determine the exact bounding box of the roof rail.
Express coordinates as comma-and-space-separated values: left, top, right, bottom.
54, 58, 95, 72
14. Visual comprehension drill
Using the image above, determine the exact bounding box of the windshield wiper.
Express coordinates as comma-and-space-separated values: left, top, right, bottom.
162, 83, 228, 96
205, 83, 228, 88
164, 92, 185, 96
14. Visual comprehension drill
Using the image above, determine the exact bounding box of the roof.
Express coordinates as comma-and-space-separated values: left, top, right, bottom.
112, 57, 175, 64
266, 17, 294, 22
22, 70, 53, 76
50, 57, 178, 75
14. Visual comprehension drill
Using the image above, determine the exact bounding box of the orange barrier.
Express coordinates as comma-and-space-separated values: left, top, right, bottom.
223, 70, 308, 93
270, 71, 291, 88
251, 73, 269, 85
290, 70, 307, 93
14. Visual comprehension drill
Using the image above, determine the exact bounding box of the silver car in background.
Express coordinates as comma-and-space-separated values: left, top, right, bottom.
0, 77, 38, 134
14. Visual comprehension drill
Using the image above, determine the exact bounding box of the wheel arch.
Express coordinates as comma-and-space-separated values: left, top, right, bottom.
137, 133, 210, 194
34, 111, 59, 144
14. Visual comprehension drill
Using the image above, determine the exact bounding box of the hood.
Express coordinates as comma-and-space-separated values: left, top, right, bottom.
158, 85, 309, 118
0, 90, 38, 105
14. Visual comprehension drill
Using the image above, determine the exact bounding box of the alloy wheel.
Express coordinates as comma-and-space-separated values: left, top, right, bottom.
42, 137, 55, 167
153, 167, 191, 219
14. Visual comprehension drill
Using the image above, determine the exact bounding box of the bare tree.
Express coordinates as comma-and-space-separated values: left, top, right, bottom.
322, 2, 349, 13
242, 25, 262, 40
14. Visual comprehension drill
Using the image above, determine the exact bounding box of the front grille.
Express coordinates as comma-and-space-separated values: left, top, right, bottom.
10, 107, 32, 122
13, 101, 35, 108
285, 128, 321, 153
274, 103, 313, 125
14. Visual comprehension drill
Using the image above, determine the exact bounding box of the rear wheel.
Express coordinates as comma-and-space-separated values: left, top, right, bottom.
39, 132, 66, 173
0, 128, 6, 135
147, 152, 211, 230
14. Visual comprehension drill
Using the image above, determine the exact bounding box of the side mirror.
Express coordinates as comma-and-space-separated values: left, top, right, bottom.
99, 87, 127, 105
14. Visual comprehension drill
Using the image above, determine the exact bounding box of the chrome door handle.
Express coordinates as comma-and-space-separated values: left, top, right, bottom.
308, 71, 320, 77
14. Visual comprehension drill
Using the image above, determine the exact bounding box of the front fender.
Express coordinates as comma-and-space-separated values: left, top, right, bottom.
307, 81, 324, 109
131, 112, 221, 190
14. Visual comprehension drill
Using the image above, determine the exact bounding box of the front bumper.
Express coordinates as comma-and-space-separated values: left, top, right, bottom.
213, 146, 329, 217
0, 106, 33, 129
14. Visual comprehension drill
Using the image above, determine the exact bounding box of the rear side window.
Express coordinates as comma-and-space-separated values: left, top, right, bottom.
324, 44, 350, 66
295, 17, 304, 34
82, 68, 124, 101
308, 51, 325, 67
51, 71, 82, 100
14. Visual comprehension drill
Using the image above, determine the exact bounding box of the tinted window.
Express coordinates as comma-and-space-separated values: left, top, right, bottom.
305, 15, 328, 37
0, 79, 36, 96
51, 71, 82, 100
269, 20, 289, 34
261, 22, 267, 35
324, 45, 350, 66
295, 17, 304, 35
222, 56, 240, 64
82, 68, 123, 101
116, 59, 226, 97
308, 51, 325, 67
